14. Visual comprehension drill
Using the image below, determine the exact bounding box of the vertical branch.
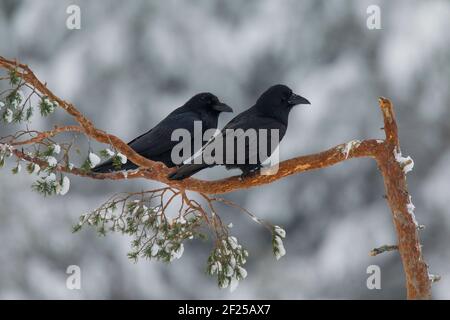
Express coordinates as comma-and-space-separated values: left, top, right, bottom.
376, 97, 431, 299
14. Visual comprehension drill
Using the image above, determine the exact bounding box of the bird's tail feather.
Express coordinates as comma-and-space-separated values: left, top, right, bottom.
168, 163, 210, 180
92, 160, 138, 173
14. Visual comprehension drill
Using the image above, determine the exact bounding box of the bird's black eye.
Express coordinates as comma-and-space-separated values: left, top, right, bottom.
282, 92, 291, 102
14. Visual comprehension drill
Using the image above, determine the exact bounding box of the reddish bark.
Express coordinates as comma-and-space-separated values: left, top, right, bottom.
0, 56, 431, 299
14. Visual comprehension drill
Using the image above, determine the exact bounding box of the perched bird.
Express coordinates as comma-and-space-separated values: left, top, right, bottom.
92, 92, 232, 173
168, 84, 310, 180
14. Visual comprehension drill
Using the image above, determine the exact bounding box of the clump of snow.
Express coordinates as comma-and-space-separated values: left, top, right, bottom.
251, 216, 262, 224
105, 148, 115, 156
46, 156, 58, 167
88, 152, 101, 168
209, 261, 221, 275
0, 143, 12, 151
394, 148, 414, 174
177, 215, 186, 224
171, 243, 184, 260
17, 90, 25, 103
273, 235, 286, 260
150, 243, 160, 256
227, 222, 233, 228
68, 163, 74, 170
45, 173, 56, 182
219, 277, 230, 289
52, 144, 61, 154
0, 101, 4, 109
58, 176, 70, 195
4, 109, 13, 123
117, 152, 127, 164
41, 97, 56, 113
274, 225, 286, 238
228, 236, 239, 249
32, 163, 40, 174
229, 278, 239, 292
340, 140, 361, 159
237, 266, 247, 279
376, 139, 384, 144
406, 196, 419, 227
225, 265, 234, 277
428, 273, 441, 283
229, 255, 236, 269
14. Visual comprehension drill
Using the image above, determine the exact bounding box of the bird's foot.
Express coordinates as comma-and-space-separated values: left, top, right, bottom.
238, 167, 261, 181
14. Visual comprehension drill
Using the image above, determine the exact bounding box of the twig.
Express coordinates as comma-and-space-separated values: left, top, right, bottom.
369, 244, 398, 256
0, 56, 432, 299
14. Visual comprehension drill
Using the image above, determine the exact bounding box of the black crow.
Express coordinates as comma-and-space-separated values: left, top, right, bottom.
168, 84, 310, 180
92, 92, 232, 173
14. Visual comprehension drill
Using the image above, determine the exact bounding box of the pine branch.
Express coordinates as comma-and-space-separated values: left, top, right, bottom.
0, 56, 432, 299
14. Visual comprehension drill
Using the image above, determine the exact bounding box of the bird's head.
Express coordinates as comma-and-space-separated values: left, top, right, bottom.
254, 84, 310, 124
257, 84, 310, 111
186, 92, 233, 114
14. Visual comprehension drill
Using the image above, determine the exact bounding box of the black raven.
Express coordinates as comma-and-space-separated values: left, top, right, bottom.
168, 84, 310, 180
92, 92, 232, 173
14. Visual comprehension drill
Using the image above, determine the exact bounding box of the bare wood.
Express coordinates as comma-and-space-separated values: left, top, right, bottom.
0, 56, 431, 299
375, 98, 431, 299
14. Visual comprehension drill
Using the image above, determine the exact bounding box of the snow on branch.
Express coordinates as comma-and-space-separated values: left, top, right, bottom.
0, 56, 432, 298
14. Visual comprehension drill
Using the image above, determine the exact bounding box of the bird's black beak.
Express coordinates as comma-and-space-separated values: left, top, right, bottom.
213, 102, 233, 113
288, 93, 310, 106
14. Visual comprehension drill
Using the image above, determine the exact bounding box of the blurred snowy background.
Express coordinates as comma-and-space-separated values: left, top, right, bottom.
0, 0, 449, 299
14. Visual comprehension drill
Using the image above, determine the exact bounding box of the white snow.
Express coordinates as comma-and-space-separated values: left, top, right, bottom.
88, 152, 101, 168
68, 163, 74, 170
209, 261, 220, 274
0, 143, 13, 154
217, 261, 223, 272
52, 144, 61, 154
225, 265, 234, 277
0, 101, 4, 109
219, 277, 230, 289
428, 273, 441, 283
406, 196, 419, 227
5, 109, 13, 123
227, 222, 233, 228
229, 255, 236, 269
274, 225, 286, 238
274, 236, 286, 260
393, 148, 414, 174
105, 148, 115, 156
228, 236, 238, 249
341, 140, 361, 159
117, 152, 127, 164
58, 176, 70, 195
237, 266, 247, 279
32, 163, 40, 174
229, 278, 239, 292
151, 243, 160, 256
251, 216, 261, 223
17, 90, 25, 103
172, 243, 184, 260
177, 215, 186, 224
45, 173, 56, 182
46, 156, 58, 167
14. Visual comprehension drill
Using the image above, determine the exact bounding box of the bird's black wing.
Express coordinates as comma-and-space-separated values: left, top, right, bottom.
93, 111, 202, 173
186, 107, 287, 165
223, 113, 287, 166
128, 111, 200, 157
